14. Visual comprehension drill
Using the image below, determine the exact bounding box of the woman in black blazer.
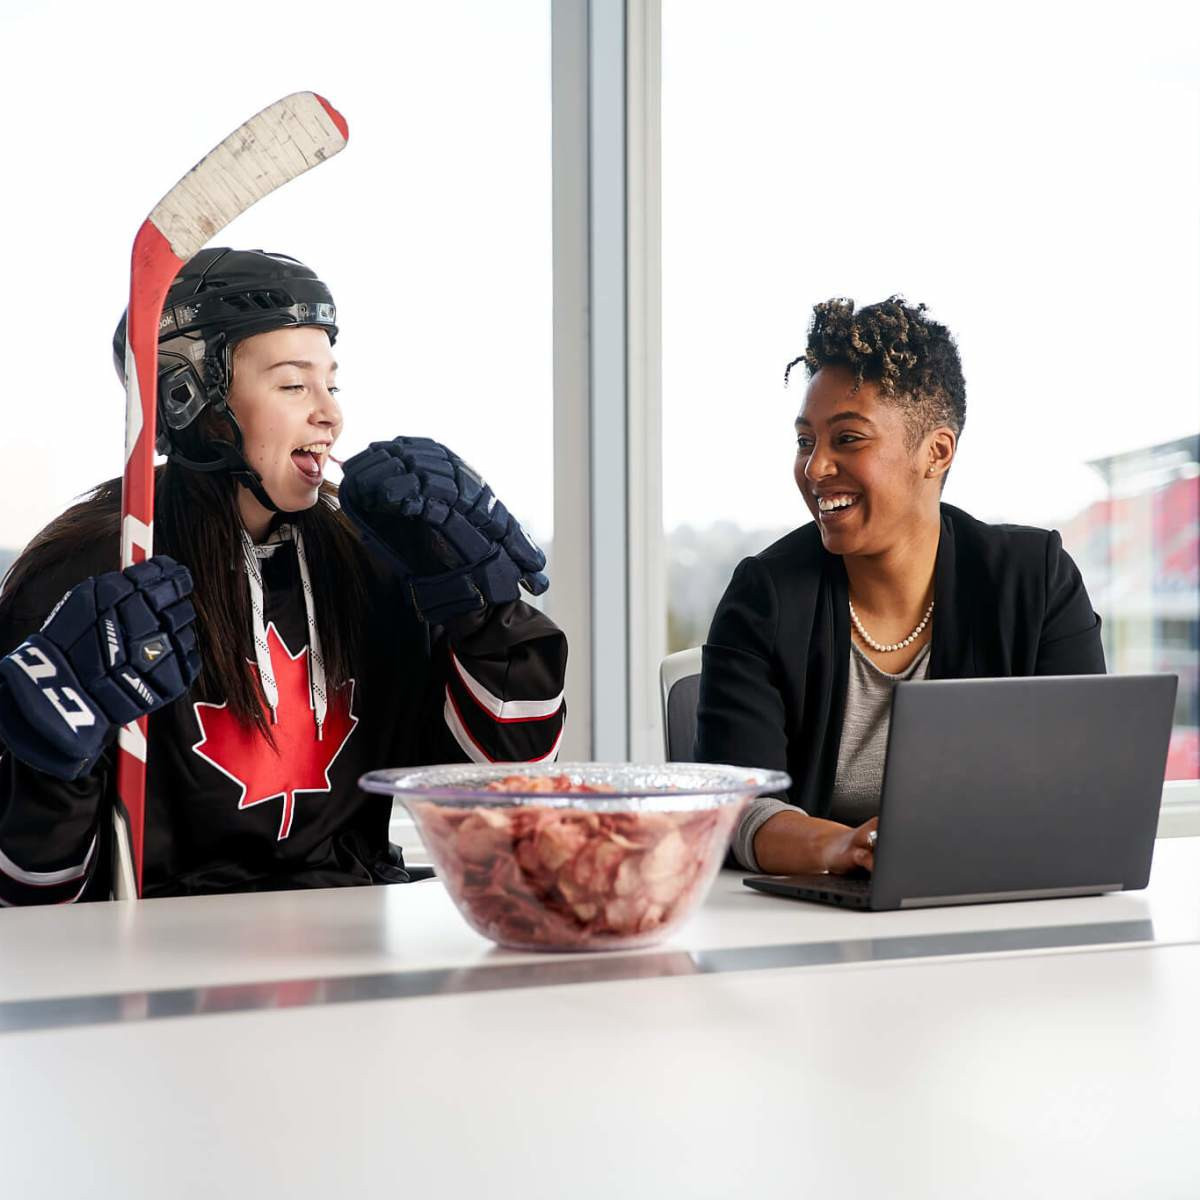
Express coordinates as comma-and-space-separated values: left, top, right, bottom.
696, 297, 1105, 876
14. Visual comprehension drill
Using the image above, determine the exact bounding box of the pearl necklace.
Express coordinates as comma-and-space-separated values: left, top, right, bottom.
849, 597, 934, 653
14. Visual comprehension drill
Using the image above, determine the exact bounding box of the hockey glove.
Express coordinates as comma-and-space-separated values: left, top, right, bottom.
0, 557, 200, 781
339, 437, 549, 623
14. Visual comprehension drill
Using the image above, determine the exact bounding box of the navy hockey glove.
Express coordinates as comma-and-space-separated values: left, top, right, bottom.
0, 557, 200, 781
339, 436, 549, 623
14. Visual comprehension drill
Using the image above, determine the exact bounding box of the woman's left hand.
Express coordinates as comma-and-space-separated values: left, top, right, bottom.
847, 816, 878, 873
753, 811, 877, 875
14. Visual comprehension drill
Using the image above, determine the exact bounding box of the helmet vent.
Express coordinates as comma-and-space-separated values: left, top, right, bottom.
222, 289, 292, 314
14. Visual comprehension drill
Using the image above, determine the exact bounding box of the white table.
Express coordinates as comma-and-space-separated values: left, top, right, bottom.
2, 840, 1199, 1199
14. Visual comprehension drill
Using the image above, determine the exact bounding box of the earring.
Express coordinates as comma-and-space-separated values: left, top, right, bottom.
927, 466, 936, 477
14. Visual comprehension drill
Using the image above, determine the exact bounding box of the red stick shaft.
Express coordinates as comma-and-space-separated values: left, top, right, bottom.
116, 222, 183, 896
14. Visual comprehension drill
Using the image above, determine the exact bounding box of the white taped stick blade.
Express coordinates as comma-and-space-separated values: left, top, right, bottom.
148, 92, 347, 260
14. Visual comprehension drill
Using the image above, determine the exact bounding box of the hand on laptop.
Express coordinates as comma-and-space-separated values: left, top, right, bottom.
752, 812, 877, 875
835, 817, 877, 874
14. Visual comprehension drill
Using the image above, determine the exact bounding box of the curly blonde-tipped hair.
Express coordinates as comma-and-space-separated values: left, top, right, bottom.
785, 296, 966, 449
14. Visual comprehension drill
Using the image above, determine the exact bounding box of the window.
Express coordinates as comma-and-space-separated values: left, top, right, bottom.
662, 1, 1199, 778
0, 0, 552, 566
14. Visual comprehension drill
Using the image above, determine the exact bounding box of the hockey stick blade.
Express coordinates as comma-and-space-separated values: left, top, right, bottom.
114, 92, 349, 899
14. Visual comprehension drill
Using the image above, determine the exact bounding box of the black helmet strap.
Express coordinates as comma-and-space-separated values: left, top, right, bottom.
165, 399, 286, 516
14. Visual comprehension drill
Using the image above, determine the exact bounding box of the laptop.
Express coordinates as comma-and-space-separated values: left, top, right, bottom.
743, 673, 1178, 911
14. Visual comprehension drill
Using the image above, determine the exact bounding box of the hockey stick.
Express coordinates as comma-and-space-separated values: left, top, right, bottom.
114, 92, 349, 899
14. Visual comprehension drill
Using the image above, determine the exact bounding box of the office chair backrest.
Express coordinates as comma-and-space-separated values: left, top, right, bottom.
659, 646, 702, 762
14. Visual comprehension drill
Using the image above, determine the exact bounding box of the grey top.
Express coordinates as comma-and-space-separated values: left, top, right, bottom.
731, 640, 932, 871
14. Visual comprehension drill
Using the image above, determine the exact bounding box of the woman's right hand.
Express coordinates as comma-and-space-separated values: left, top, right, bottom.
752, 810, 878, 875
0, 556, 199, 781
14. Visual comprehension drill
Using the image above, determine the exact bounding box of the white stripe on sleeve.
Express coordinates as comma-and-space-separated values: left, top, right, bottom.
450, 652, 564, 722
443, 694, 565, 765
0, 832, 97, 887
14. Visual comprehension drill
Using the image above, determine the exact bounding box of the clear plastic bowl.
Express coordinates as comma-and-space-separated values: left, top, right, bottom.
359, 762, 791, 952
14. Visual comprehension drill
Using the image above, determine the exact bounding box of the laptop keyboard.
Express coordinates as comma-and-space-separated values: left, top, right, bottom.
744, 872, 873, 904
819, 874, 871, 897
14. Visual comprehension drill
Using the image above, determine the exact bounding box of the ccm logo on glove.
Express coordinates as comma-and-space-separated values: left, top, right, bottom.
8, 643, 97, 732
0, 556, 201, 781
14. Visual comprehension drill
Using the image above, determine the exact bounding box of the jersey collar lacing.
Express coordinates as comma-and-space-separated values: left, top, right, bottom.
238, 524, 328, 740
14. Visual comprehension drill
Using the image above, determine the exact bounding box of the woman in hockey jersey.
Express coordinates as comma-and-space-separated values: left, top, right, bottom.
0, 248, 566, 903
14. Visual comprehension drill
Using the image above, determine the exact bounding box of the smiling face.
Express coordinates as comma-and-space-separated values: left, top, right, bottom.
224, 325, 342, 530
794, 365, 955, 557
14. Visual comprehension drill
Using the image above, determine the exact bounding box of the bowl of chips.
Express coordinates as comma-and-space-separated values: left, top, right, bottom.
359, 762, 790, 952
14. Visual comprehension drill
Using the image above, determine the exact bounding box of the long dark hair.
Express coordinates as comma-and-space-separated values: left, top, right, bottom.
0, 465, 371, 738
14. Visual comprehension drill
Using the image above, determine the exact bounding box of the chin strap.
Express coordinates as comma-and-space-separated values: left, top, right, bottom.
164, 333, 286, 515
166, 410, 285, 516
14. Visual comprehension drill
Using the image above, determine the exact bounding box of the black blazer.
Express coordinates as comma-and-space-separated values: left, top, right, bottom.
695, 503, 1106, 818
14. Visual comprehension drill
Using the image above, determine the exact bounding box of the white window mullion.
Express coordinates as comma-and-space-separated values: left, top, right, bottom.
626, 0, 665, 762
550, 0, 663, 763
550, 0, 595, 760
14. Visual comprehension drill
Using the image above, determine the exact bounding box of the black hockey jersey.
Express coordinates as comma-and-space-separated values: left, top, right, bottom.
0, 525, 566, 903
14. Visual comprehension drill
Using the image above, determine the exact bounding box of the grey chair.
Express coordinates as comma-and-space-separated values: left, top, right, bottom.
659, 646, 702, 762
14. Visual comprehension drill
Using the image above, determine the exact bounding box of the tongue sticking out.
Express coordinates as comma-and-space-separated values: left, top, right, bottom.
292, 450, 321, 478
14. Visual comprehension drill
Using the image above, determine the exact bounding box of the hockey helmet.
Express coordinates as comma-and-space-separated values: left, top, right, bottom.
112, 247, 338, 466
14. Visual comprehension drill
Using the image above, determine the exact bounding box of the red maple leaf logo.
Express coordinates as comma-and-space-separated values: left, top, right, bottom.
191, 623, 359, 840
